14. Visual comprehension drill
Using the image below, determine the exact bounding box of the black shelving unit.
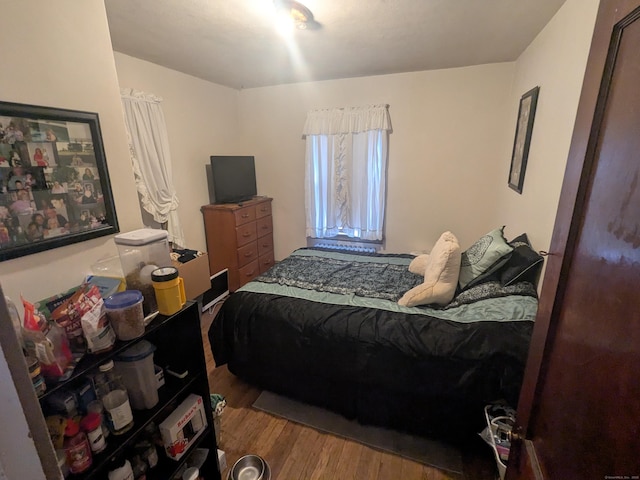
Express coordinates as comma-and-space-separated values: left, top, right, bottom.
39, 301, 221, 480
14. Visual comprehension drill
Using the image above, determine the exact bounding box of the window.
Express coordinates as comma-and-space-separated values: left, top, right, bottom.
303, 105, 391, 242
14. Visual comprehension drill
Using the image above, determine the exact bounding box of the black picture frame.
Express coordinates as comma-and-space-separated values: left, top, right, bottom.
0, 100, 119, 261
508, 86, 540, 194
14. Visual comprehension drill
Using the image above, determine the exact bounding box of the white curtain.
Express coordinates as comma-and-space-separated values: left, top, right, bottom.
120, 88, 185, 247
303, 105, 391, 241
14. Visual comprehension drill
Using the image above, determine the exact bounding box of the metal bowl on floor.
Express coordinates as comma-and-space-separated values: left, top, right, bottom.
227, 454, 270, 480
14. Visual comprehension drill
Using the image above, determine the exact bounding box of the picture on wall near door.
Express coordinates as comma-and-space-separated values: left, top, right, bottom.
508, 86, 540, 194
0, 100, 119, 261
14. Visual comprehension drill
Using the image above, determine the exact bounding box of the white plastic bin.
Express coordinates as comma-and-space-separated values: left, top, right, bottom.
114, 340, 159, 410
114, 229, 172, 316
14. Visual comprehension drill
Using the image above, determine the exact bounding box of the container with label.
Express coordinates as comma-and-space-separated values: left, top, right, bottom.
94, 360, 134, 436
63, 419, 92, 474
81, 412, 107, 454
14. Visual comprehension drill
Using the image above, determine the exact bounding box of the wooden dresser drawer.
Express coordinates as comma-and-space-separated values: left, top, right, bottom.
255, 200, 272, 219
234, 205, 256, 226
237, 242, 258, 267
236, 222, 257, 247
256, 215, 273, 238
257, 235, 274, 257
238, 260, 259, 287
259, 251, 275, 273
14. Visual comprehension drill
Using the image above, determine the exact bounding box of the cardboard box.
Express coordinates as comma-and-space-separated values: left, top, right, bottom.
159, 394, 207, 461
173, 253, 210, 300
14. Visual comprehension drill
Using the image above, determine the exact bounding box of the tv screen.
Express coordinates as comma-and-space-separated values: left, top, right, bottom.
208, 155, 257, 204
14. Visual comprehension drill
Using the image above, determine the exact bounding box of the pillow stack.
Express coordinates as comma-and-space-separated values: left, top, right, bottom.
458, 226, 513, 290
400, 227, 544, 308
398, 231, 461, 307
500, 233, 544, 286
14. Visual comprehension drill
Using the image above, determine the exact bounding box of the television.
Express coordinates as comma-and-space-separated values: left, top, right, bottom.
207, 155, 257, 204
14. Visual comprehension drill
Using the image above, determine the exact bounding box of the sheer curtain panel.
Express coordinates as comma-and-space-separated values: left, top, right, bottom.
120, 88, 185, 247
303, 104, 391, 241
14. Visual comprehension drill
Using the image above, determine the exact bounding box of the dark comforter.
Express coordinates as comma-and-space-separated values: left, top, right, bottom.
210, 248, 536, 440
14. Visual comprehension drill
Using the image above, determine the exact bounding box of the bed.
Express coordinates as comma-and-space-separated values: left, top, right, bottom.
209, 240, 539, 442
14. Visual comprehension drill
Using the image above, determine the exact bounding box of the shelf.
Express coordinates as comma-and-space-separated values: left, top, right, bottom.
147, 427, 214, 480
40, 302, 196, 401
67, 369, 204, 479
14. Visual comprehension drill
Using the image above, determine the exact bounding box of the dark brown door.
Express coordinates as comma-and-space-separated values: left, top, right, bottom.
506, 1, 640, 478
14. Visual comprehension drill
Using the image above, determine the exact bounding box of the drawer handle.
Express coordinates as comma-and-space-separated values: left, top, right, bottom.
260, 208, 267, 212
244, 252, 254, 257
245, 270, 256, 277
262, 243, 270, 248
241, 214, 250, 218
261, 225, 269, 230
242, 232, 251, 237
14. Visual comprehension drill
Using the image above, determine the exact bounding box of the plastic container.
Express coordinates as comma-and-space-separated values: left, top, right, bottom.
114, 340, 159, 410
104, 290, 145, 341
115, 229, 172, 316
152, 266, 186, 315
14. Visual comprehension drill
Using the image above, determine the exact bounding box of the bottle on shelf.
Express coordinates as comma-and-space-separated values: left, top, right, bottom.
80, 412, 107, 454
93, 360, 134, 436
63, 419, 92, 475
107, 455, 134, 480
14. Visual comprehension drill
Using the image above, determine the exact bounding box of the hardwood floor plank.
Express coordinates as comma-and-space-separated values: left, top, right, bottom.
308, 434, 346, 480
354, 445, 383, 479
377, 450, 404, 480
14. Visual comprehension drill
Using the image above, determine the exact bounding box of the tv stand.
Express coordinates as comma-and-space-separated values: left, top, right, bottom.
201, 197, 274, 291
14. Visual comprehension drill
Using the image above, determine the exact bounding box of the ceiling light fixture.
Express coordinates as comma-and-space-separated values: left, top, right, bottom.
273, 0, 320, 31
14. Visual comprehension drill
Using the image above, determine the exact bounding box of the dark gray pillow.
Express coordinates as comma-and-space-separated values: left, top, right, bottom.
459, 226, 514, 289
500, 233, 544, 287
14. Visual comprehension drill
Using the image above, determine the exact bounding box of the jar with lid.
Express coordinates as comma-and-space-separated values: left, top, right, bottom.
93, 360, 134, 435
80, 412, 107, 454
107, 455, 134, 480
104, 290, 145, 341
63, 419, 92, 474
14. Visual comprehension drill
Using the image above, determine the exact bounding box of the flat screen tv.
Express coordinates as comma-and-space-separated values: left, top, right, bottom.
207, 155, 257, 204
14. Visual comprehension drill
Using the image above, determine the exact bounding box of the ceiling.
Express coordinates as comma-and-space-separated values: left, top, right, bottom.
105, 0, 567, 90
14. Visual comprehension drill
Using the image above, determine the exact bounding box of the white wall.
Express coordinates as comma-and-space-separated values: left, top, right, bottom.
237, 0, 599, 261
238, 64, 515, 259
0, 1, 144, 477
0, 0, 143, 305
113, 53, 242, 252
496, 0, 600, 252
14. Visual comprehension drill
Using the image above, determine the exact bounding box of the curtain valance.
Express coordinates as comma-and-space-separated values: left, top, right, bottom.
302, 104, 391, 136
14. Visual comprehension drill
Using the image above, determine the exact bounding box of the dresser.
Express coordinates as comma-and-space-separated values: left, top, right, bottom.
201, 197, 274, 292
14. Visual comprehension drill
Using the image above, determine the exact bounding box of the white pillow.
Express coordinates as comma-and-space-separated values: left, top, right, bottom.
408, 254, 430, 275
398, 232, 461, 307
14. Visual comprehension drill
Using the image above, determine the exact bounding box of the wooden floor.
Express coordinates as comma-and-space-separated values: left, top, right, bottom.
200, 306, 498, 480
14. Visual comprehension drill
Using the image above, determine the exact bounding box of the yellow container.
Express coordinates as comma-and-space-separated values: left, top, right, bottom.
151, 267, 186, 316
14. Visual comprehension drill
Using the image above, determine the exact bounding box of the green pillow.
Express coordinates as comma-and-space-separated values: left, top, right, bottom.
459, 227, 514, 289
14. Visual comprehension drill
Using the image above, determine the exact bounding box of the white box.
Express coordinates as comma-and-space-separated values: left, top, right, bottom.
159, 394, 208, 461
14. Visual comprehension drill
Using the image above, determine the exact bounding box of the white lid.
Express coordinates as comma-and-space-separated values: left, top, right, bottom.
114, 228, 169, 246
